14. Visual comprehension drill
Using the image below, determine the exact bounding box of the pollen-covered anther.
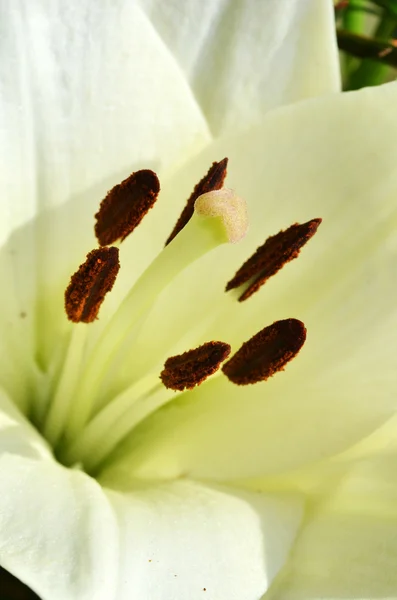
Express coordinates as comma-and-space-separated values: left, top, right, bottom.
195, 188, 249, 244
165, 158, 228, 245
65, 247, 120, 323
161, 341, 231, 391
226, 218, 321, 300
222, 318, 306, 385
95, 169, 160, 246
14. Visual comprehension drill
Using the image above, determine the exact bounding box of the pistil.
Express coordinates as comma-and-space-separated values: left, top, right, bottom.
165, 158, 228, 245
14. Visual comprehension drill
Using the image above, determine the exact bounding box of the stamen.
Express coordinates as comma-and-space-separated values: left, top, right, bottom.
60, 373, 160, 470
161, 341, 231, 391
65, 247, 120, 323
65, 196, 238, 441
165, 158, 228, 245
222, 318, 306, 385
226, 219, 321, 301
95, 169, 160, 246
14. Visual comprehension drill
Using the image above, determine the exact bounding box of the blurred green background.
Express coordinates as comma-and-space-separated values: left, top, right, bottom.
335, 0, 397, 89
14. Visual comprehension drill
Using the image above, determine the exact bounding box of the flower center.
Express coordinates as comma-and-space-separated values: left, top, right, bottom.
31, 160, 320, 477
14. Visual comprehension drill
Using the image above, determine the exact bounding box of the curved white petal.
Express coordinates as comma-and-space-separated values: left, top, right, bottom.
106, 480, 303, 600
266, 454, 397, 599
333, 412, 397, 463
0, 455, 120, 600
104, 82, 397, 481
0, 0, 339, 374
0, 0, 212, 366
140, 0, 340, 135
0, 227, 39, 403
0, 387, 50, 460
0, 0, 211, 246
0, 452, 303, 600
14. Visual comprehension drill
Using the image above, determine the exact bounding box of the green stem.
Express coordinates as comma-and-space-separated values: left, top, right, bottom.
337, 30, 397, 66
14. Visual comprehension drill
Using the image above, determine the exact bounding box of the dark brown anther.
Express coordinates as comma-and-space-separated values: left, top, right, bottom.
222, 319, 306, 385
95, 169, 160, 246
226, 218, 322, 301
65, 247, 120, 323
160, 341, 231, 391
165, 158, 228, 245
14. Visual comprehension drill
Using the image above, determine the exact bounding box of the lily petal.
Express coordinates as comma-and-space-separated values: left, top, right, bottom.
104, 82, 397, 481
140, 0, 341, 135
0, 454, 119, 600
106, 480, 303, 600
266, 454, 397, 599
0, 0, 212, 365
0, 452, 303, 600
0, 388, 50, 459
0, 0, 212, 246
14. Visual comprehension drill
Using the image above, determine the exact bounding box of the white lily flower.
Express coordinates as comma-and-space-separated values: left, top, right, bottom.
2, 1, 397, 599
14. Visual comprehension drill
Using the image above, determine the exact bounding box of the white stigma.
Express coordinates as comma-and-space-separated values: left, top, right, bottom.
194, 188, 249, 244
